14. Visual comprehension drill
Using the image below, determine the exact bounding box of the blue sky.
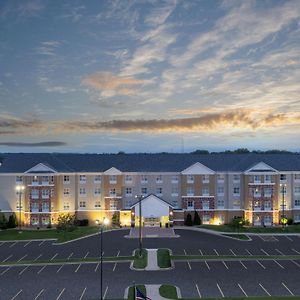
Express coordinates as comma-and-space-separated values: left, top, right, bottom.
0, 0, 299, 153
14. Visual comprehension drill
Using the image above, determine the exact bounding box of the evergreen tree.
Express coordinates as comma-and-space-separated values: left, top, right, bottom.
0, 212, 8, 229
193, 211, 201, 225
185, 213, 193, 226
7, 213, 17, 228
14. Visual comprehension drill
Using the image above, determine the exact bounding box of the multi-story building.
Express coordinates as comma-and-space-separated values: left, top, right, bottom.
0, 153, 300, 227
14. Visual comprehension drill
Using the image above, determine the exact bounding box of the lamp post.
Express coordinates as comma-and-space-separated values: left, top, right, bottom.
15, 185, 25, 232
135, 195, 143, 257
96, 217, 109, 300
280, 183, 287, 228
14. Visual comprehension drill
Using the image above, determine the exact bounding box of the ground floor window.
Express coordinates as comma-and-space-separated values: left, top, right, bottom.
254, 215, 261, 226
31, 217, 39, 225
202, 200, 209, 210
42, 217, 50, 225
203, 215, 210, 224
95, 201, 101, 208
79, 201, 86, 208
264, 215, 272, 226
110, 200, 117, 210
187, 200, 194, 210
63, 202, 70, 210
294, 215, 300, 223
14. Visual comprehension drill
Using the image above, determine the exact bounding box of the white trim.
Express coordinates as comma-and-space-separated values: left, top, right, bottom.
103, 167, 122, 175
245, 161, 278, 174
181, 162, 215, 175
24, 163, 57, 174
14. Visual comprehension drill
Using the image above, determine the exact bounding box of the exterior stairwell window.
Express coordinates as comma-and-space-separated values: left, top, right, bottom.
187, 200, 194, 210
202, 200, 210, 210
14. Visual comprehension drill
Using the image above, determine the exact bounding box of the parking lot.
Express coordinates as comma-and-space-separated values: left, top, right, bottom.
0, 229, 300, 299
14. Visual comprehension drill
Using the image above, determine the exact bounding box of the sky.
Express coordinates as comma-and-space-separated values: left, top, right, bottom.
0, 0, 300, 153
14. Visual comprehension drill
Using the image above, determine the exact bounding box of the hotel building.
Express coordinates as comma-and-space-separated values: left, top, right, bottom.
0, 153, 300, 227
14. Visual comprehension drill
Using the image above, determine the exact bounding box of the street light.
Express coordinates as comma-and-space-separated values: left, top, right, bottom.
280, 183, 287, 228
135, 195, 143, 257
96, 217, 110, 300
15, 185, 25, 232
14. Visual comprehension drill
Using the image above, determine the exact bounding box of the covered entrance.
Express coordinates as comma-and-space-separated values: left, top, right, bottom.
144, 217, 160, 227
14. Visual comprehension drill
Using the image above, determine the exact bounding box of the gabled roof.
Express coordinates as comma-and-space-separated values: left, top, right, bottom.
245, 161, 277, 173
181, 162, 215, 175
131, 194, 174, 208
25, 162, 57, 174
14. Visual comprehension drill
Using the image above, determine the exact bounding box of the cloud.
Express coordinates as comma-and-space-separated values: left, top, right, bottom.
0, 141, 67, 147
81, 72, 145, 97
36, 41, 61, 56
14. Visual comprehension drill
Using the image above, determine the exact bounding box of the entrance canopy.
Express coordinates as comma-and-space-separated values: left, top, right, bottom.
131, 194, 173, 218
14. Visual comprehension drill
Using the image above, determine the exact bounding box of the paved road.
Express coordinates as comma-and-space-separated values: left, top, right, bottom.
0, 229, 300, 299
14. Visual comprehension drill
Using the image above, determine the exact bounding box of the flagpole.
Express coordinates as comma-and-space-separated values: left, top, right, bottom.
133, 281, 136, 300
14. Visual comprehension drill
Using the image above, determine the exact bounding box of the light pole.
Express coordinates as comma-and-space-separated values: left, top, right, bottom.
15, 185, 25, 232
96, 217, 109, 300
280, 183, 287, 228
135, 195, 143, 257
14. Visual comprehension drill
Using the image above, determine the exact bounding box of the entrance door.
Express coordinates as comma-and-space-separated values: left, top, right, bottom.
144, 217, 160, 227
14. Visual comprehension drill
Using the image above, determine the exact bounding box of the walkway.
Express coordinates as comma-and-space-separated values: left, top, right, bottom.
127, 227, 179, 238
145, 249, 159, 271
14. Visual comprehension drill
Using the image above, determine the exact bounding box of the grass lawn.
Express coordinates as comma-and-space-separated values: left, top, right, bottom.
222, 234, 250, 240
157, 248, 171, 268
132, 248, 147, 269
0, 226, 102, 243
159, 284, 178, 299
127, 285, 146, 299
200, 224, 300, 233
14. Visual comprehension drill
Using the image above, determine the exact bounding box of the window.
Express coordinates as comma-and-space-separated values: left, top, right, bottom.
79, 201, 86, 208
109, 188, 116, 197
217, 186, 224, 195
141, 175, 148, 183
109, 175, 117, 184
16, 202, 23, 210
264, 201, 271, 210
63, 188, 70, 196
79, 188, 86, 196
63, 202, 70, 210
172, 199, 179, 208
233, 187, 240, 196
31, 189, 39, 199
171, 175, 179, 183
187, 175, 194, 183
280, 174, 287, 181
254, 189, 261, 198
202, 187, 209, 196
63, 175, 70, 184
264, 188, 272, 197
31, 217, 39, 225
203, 215, 210, 224
110, 200, 117, 210
79, 175, 86, 183
264, 215, 272, 226
125, 200, 132, 209
253, 200, 260, 210
42, 202, 49, 212
125, 187, 132, 197
203, 174, 209, 183
295, 174, 300, 181
156, 175, 163, 183
233, 200, 240, 209
202, 200, 209, 209
217, 199, 225, 208
42, 189, 49, 199
295, 199, 300, 207
94, 175, 101, 183
95, 201, 101, 208
265, 175, 271, 183
94, 188, 101, 196
294, 215, 300, 223
156, 187, 162, 196
32, 176, 38, 184
42, 176, 49, 183
254, 175, 261, 183
125, 175, 132, 184
42, 217, 50, 225
233, 174, 240, 182
294, 187, 300, 194
16, 176, 23, 183
31, 202, 39, 212
141, 187, 147, 196
217, 174, 224, 182
171, 186, 178, 196
187, 200, 194, 209
187, 186, 194, 196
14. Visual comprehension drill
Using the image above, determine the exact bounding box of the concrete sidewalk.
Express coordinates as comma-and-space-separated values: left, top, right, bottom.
145, 249, 159, 271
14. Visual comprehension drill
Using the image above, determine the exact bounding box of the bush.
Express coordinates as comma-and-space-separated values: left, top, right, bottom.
230, 216, 245, 228
0, 212, 8, 229
193, 211, 201, 225
287, 218, 293, 225
7, 214, 17, 228
111, 212, 120, 226
74, 219, 89, 226
185, 213, 193, 226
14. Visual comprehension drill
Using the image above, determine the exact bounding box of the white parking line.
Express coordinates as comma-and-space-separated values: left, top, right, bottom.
23, 241, 31, 248
183, 249, 191, 270
275, 249, 284, 255
214, 249, 219, 256
238, 283, 248, 297
19, 265, 30, 275
50, 253, 58, 261
9, 242, 17, 248
10, 289, 22, 300
216, 283, 225, 298
222, 261, 229, 270
56, 288, 65, 300
68, 252, 73, 260
199, 249, 203, 256
239, 261, 247, 269
259, 283, 271, 296
204, 261, 210, 270
273, 260, 285, 269
84, 251, 89, 259
292, 248, 300, 255
245, 249, 253, 256
37, 265, 46, 274
116, 250, 120, 256
17, 254, 27, 262
285, 236, 293, 242
229, 249, 237, 256
2, 254, 13, 262
79, 287, 87, 300
195, 284, 202, 298
34, 289, 44, 300
113, 262, 117, 271
38, 241, 45, 247
282, 282, 294, 295
261, 249, 270, 256
94, 262, 100, 272
291, 260, 300, 268
75, 264, 81, 273
34, 254, 43, 261
57, 265, 64, 273
256, 260, 266, 269
0, 267, 11, 276
103, 286, 108, 299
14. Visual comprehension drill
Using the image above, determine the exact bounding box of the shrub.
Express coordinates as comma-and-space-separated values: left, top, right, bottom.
185, 213, 193, 226
287, 218, 293, 225
0, 212, 8, 229
193, 211, 201, 225
7, 213, 17, 228
111, 212, 120, 226
74, 219, 89, 226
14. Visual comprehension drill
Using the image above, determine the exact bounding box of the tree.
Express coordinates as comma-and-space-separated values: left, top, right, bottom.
111, 212, 120, 226
193, 211, 201, 225
0, 212, 8, 229
56, 213, 75, 237
7, 213, 17, 228
185, 213, 193, 226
